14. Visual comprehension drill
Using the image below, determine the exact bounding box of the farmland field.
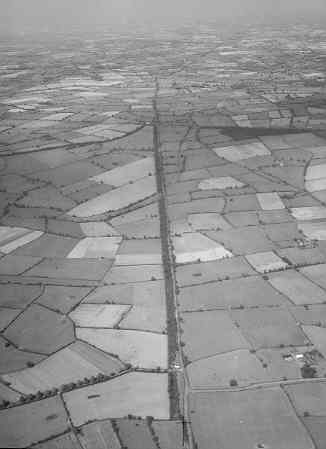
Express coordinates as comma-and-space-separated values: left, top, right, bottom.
63, 373, 170, 425
189, 388, 315, 449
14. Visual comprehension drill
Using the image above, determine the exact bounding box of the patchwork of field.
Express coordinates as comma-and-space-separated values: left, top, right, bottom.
0, 389, 180, 448
0, 64, 175, 446
1, 22, 326, 448
160, 92, 326, 447
0, 147, 168, 383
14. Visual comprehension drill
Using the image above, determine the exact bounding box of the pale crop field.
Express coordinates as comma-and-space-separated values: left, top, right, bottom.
68, 176, 156, 218
64, 372, 170, 426
77, 328, 168, 369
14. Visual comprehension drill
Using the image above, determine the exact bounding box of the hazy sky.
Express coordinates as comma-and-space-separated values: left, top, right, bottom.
1, 0, 326, 32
